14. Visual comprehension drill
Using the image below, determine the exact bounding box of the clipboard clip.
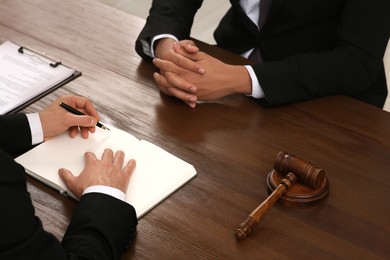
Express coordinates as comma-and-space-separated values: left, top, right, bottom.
18, 46, 62, 68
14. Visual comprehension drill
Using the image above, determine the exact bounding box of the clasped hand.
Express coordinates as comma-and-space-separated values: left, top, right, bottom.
153, 39, 252, 108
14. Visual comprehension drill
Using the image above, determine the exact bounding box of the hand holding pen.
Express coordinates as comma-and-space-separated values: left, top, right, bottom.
38, 96, 109, 140
59, 102, 110, 131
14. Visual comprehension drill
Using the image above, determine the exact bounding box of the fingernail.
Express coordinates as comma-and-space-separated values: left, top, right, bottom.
70, 131, 77, 138
189, 86, 196, 93
198, 68, 205, 74
189, 96, 197, 103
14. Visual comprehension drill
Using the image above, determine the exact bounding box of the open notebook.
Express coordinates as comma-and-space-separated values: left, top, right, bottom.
15, 125, 197, 218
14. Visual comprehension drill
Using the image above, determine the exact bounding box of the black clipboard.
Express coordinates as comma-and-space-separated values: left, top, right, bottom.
2, 43, 82, 114
5, 71, 82, 114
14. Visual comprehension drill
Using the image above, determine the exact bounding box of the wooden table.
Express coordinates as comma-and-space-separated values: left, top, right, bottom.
1, 0, 389, 259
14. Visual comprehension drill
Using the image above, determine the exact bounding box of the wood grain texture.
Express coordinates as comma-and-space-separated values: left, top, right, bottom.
0, 0, 389, 259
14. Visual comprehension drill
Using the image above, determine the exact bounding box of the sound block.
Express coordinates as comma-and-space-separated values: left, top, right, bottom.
266, 170, 329, 207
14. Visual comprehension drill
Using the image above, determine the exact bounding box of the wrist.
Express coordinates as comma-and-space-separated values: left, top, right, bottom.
227, 65, 252, 95
155, 38, 176, 59
38, 110, 49, 140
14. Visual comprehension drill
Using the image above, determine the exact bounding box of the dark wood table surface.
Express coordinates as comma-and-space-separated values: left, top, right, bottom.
1, 0, 389, 259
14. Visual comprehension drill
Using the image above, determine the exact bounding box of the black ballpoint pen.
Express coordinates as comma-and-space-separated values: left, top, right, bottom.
59, 102, 110, 130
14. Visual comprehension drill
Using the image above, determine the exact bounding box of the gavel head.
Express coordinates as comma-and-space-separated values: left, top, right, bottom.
274, 151, 325, 189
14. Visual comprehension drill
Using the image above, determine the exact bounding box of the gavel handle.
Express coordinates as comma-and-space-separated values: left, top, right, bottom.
235, 173, 297, 240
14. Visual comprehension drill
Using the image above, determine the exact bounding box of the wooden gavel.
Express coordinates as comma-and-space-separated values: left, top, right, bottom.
235, 151, 325, 240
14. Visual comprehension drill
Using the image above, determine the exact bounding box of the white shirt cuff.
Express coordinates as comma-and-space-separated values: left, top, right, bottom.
150, 34, 179, 58
26, 113, 44, 145
244, 65, 265, 99
83, 185, 126, 202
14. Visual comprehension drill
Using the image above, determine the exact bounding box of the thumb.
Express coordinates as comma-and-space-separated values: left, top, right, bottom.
58, 168, 80, 198
184, 43, 199, 53
68, 114, 97, 128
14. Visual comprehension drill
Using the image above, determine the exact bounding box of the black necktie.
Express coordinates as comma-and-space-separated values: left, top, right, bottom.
258, 0, 272, 30
248, 0, 273, 62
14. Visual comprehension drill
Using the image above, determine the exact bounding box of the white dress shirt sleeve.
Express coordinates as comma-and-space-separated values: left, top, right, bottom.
26, 113, 44, 145
244, 65, 265, 99
83, 185, 126, 201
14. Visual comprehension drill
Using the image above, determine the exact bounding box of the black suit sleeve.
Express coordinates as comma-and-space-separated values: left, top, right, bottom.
0, 113, 33, 155
0, 149, 67, 259
135, 0, 203, 61
253, 0, 390, 107
62, 193, 137, 260
0, 114, 138, 259
0, 152, 138, 260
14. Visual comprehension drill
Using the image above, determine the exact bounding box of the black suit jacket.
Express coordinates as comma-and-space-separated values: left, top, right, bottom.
0, 114, 137, 260
136, 0, 390, 107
